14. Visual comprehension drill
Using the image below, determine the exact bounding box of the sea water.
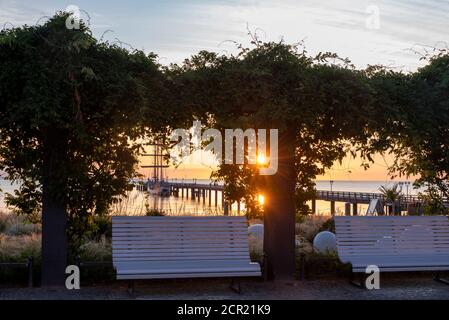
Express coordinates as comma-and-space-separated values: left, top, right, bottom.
0, 177, 419, 216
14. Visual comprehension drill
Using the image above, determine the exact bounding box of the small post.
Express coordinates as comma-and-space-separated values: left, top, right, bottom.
344, 202, 351, 216
215, 190, 218, 207
224, 201, 229, 216
311, 199, 316, 214
352, 203, 358, 216
330, 201, 336, 216
27, 256, 33, 288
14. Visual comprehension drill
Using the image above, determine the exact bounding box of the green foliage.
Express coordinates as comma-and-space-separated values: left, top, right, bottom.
318, 218, 335, 234
4, 180, 41, 224
81, 214, 112, 241
0, 234, 41, 263
419, 185, 449, 215
78, 240, 111, 262
378, 183, 401, 202
145, 208, 166, 216
300, 252, 351, 278
0, 213, 41, 236
363, 52, 449, 201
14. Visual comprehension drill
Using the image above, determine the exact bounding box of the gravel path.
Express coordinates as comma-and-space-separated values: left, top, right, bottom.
1, 275, 448, 300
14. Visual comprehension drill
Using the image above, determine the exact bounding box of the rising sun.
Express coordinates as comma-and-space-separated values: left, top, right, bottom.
257, 154, 267, 165
258, 194, 265, 206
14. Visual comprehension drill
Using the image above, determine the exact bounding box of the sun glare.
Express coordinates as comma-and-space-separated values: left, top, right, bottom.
258, 194, 265, 206
257, 154, 267, 165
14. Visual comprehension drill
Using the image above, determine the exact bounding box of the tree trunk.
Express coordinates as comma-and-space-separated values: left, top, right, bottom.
41, 129, 67, 287
262, 127, 296, 281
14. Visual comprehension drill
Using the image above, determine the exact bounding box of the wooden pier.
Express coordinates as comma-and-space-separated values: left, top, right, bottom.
135, 180, 449, 216
313, 190, 435, 215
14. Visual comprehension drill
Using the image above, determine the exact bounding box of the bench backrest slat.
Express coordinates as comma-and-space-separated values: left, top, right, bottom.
112, 216, 251, 263
335, 216, 449, 263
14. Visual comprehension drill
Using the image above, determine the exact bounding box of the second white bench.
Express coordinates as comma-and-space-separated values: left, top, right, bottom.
335, 216, 449, 286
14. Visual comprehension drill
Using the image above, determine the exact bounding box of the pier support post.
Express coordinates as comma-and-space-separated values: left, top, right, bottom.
311, 199, 316, 214
208, 189, 212, 206
215, 190, 218, 207
191, 188, 195, 200
344, 202, 351, 216
352, 203, 358, 216
330, 201, 336, 216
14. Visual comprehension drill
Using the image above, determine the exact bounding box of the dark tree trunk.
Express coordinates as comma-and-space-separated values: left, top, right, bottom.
41, 129, 67, 287
263, 127, 296, 281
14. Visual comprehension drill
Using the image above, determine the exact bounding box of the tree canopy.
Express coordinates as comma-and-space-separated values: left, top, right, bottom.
0, 13, 176, 284
169, 41, 376, 218
362, 52, 449, 206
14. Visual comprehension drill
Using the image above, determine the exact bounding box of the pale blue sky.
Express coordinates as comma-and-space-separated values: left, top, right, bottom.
1, 0, 448, 71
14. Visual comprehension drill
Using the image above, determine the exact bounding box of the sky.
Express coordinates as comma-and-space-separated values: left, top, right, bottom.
1, 0, 446, 180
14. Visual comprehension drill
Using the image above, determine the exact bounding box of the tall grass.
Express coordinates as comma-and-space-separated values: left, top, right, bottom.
0, 213, 41, 236
79, 238, 112, 262
109, 188, 233, 216
0, 234, 41, 263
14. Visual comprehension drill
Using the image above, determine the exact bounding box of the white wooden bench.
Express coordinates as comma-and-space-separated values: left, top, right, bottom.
112, 216, 261, 293
335, 216, 449, 286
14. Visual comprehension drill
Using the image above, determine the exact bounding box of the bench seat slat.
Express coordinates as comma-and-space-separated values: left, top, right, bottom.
117, 271, 261, 280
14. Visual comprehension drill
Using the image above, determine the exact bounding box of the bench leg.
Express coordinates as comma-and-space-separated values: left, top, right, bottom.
127, 280, 135, 296
434, 272, 449, 285
229, 279, 242, 294
349, 272, 367, 289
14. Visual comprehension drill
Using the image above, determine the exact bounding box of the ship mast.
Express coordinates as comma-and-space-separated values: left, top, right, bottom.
141, 143, 169, 182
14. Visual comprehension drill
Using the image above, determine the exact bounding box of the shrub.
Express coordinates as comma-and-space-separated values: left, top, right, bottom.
0, 214, 9, 233
298, 251, 351, 278
296, 215, 330, 243
145, 208, 166, 216
5, 222, 41, 236
87, 215, 112, 240
318, 217, 335, 233
0, 233, 41, 263
248, 234, 263, 262
0, 213, 41, 236
78, 239, 112, 262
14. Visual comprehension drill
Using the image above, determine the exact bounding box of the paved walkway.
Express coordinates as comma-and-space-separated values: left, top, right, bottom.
1, 275, 448, 300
